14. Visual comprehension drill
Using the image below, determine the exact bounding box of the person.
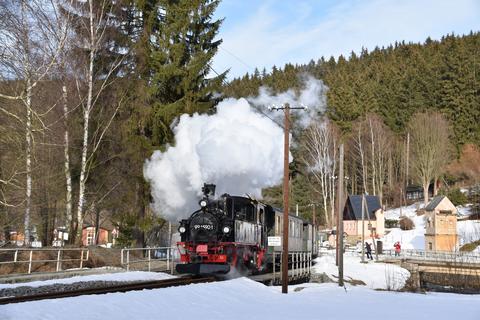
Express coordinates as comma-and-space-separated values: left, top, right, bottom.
394, 241, 401, 257
365, 242, 373, 260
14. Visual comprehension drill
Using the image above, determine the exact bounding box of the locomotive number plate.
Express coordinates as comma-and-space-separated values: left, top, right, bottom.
193, 224, 214, 230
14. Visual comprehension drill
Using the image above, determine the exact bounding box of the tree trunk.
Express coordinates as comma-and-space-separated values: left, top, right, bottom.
369, 119, 376, 196
135, 181, 146, 247
423, 182, 429, 207
433, 177, 439, 196
76, 0, 95, 245
62, 84, 73, 235
24, 79, 32, 245
76, 99, 91, 244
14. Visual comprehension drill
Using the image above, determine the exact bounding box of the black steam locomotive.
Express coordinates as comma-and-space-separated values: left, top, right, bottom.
176, 184, 316, 275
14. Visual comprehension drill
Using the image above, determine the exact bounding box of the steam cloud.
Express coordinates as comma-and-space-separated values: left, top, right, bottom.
144, 76, 327, 222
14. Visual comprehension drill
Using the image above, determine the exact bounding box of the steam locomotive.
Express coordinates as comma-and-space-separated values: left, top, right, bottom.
176, 184, 316, 275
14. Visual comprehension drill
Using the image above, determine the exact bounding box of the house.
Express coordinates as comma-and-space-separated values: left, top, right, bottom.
424, 196, 458, 252
406, 184, 434, 203
81, 219, 118, 247
343, 195, 385, 240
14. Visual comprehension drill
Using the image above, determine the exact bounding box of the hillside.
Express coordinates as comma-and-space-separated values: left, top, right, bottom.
223, 32, 480, 149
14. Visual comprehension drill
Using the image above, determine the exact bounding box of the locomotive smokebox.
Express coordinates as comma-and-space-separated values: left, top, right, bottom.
202, 183, 216, 198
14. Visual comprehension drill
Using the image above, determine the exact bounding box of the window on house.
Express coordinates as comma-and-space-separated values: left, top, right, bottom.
86, 228, 95, 245
428, 242, 433, 250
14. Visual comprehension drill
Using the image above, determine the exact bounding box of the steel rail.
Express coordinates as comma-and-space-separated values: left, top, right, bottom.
0, 276, 216, 305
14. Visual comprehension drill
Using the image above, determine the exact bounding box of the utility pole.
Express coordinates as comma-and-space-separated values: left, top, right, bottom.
337, 144, 344, 287
311, 204, 316, 227
406, 132, 410, 186
270, 103, 306, 294
361, 194, 365, 263
312, 204, 316, 254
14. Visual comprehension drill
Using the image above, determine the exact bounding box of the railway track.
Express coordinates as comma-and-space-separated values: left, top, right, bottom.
0, 276, 216, 305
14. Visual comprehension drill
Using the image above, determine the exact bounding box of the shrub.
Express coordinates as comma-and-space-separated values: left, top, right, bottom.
446, 188, 468, 206
385, 219, 399, 228
459, 240, 480, 252
399, 217, 415, 230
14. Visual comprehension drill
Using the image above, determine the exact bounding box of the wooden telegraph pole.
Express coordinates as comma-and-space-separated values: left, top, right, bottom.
281, 103, 290, 294
271, 103, 306, 294
337, 144, 344, 287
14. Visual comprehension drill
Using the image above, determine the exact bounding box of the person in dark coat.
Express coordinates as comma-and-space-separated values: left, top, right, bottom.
365, 242, 373, 260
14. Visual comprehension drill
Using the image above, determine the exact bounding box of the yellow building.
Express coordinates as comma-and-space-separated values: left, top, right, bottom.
424, 196, 458, 252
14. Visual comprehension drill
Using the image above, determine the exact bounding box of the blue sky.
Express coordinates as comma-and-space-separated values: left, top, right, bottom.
212, 0, 480, 79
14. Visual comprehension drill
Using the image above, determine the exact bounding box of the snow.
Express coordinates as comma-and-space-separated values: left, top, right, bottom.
312, 253, 410, 290
1, 248, 479, 319
0, 271, 175, 290
384, 203, 420, 220
383, 203, 426, 250
457, 204, 473, 216
1, 276, 479, 320
458, 220, 480, 245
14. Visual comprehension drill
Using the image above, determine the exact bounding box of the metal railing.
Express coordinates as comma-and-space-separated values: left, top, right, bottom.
382, 249, 480, 264
120, 247, 178, 273
271, 251, 312, 283
0, 248, 89, 275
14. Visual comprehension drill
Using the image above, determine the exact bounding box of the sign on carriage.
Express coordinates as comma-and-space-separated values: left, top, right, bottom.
268, 236, 281, 247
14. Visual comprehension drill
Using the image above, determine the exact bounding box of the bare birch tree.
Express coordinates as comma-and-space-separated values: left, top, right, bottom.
367, 115, 392, 204
302, 119, 338, 227
408, 111, 453, 207
65, 0, 124, 243
0, 0, 68, 244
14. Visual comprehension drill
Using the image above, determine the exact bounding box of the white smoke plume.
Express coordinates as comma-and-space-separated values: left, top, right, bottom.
144, 75, 327, 222
144, 98, 286, 221
248, 75, 327, 128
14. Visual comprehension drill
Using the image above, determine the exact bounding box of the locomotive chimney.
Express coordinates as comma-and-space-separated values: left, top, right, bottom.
202, 183, 216, 198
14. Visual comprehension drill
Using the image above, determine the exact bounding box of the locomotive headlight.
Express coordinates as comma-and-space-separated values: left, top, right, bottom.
199, 200, 207, 208
178, 226, 186, 233
223, 226, 230, 234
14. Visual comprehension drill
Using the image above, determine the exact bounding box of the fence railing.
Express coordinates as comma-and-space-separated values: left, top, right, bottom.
382, 249, 480, 264
271, 251, 312, 283
120, 247, 178, 273
0, 248, 89, 275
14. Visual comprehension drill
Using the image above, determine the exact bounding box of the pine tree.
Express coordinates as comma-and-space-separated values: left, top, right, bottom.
148, 0, 226, 146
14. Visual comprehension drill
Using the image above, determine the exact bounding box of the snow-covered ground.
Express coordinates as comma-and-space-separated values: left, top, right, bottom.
1, 250, 479, 320
1, 274, 479, 320
313, 253, 410, 290
0, 271, 175, 290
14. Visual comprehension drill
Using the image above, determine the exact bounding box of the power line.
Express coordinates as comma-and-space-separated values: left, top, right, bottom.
219, 46, 254, 73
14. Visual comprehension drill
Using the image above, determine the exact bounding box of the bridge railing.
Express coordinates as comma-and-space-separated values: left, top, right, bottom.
271, 251, 312, 283
0, 247, 89, 275
120, 247, 178, 273
382, 249, 480, 264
